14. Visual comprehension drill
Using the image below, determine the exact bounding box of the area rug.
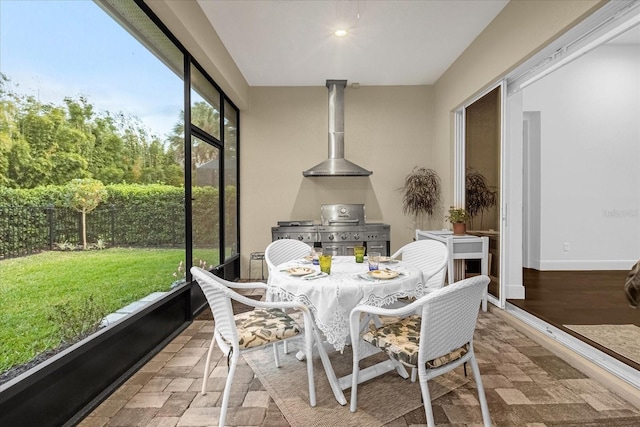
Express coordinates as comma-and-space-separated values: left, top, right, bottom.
243, 338, 469, 427
564, 324, 640, 365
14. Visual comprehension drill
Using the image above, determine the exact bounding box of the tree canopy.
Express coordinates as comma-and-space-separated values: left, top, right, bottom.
0, 73, 187, 189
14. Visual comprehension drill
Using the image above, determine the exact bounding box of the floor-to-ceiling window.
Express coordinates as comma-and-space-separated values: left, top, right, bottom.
0, 0, 240, 384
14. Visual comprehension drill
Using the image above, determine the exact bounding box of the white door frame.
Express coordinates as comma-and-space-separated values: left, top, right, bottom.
454, 80, 525, 309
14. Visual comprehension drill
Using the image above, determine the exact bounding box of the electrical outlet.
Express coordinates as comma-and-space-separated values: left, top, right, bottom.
563, 243, 570, 252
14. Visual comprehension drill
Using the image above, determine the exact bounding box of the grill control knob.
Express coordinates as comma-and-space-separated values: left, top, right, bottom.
284, 234, 290, 239
328, 234, 335, 240
353, 234, 360, 240
340, 234, 347, 240
297, 234, 304, 241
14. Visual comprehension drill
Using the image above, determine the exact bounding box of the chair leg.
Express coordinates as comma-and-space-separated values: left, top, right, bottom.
201, 335, 216, 394
219, 351, 238, 427
469, 356, 492, 427
418, 373, 435, 427
411, 367, 417, 382
272, 341, 281, 368
269, 292, 290, 355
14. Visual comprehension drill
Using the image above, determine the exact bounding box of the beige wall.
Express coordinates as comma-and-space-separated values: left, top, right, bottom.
229, 0, 607, 278
145, 0, 250, 109
432, 0, 604, 207
240, 85, 435, 277
148, 0, 608, 278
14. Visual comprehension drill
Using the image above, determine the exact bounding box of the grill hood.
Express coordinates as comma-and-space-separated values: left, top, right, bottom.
303, 80, 372, 177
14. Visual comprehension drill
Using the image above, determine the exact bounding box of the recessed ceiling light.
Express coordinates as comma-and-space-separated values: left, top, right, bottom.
334, 29, 348, 37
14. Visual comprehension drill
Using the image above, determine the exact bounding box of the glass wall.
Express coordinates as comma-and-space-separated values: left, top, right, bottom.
224, 99, 239, 260
0, 0, 239, 381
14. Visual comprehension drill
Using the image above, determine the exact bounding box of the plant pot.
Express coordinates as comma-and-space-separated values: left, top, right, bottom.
453, 222, 466, 236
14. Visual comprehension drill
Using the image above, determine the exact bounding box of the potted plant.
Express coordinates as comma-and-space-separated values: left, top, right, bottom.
400, 167, 441, 230
446, 207, 469, 235
466, 168, 497, 229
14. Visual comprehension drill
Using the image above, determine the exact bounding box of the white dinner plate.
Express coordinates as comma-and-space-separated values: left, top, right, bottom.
367, 269, 399, 280
285, 267, 315, 276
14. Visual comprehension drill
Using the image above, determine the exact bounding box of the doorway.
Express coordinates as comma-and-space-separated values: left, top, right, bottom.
464, 87, 501, 301
455, 83, 506, 308
508, 12, 640, 372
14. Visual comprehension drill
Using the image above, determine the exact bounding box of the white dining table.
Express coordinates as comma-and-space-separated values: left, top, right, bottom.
267, 255, 425, 405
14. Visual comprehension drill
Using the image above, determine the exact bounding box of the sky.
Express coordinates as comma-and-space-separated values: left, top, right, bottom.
0, 0, 184, 139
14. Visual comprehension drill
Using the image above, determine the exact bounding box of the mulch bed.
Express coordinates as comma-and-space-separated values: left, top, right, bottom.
0, 338, 82, 385
2, 295, 263, 385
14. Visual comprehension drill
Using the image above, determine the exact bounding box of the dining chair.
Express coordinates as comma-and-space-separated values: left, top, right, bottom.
265, 239, 312, 272
391, 239, 449, 291
264, 239, 313, 354
349, 275, 491, 427
382, 239, 449, 370
190, 267, 317, 427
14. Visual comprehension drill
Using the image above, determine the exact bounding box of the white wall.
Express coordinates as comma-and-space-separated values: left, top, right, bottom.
432, 0, 603, 297
522, 44, 640, 270
240, 85, 436, 278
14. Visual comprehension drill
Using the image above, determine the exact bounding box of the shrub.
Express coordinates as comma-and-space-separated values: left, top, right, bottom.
46, 295, 108, 343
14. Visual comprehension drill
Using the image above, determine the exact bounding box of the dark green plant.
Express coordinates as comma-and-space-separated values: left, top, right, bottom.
47, 295, 108, 343
466, 168, 497, 229
400, 167, 441, 217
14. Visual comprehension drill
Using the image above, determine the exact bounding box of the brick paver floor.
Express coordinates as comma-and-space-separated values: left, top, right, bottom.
79, 296, 640, 426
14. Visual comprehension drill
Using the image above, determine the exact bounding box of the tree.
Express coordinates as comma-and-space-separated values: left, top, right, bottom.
64, 178, 108, 249
0, 74, 185, 188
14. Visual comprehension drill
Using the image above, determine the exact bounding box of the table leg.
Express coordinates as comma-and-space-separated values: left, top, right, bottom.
480, 236, 489, 312
312, 329, 348, 405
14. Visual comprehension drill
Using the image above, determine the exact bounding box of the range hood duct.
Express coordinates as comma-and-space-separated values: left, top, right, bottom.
303, 80, 372, 177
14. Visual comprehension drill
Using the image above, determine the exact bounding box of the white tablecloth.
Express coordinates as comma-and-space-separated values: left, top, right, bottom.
267, 256, 424, 352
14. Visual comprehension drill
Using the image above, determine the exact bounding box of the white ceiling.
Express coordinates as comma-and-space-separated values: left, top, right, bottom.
197, 0, 509, 87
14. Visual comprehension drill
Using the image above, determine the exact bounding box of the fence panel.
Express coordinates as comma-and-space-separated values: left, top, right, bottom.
0, 205, 186, 259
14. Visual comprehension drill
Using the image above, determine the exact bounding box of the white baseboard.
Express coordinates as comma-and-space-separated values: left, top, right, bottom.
539, 260, 636, 271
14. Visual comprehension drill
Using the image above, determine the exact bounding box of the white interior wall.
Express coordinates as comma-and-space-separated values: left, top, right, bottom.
523, 44, 640, 270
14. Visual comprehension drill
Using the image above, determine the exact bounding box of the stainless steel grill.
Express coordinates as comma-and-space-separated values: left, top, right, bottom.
271, 204, 390, 256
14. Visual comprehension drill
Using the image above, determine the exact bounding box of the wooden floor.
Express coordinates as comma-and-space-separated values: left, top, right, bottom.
508, 268, 639, 370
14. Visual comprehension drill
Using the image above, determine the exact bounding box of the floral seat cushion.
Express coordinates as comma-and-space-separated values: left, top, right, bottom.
234, 308, 302, 350
363, 315, 468, 368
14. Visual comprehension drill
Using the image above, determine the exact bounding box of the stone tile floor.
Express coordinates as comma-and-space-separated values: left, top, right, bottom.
79, 297, 640, 427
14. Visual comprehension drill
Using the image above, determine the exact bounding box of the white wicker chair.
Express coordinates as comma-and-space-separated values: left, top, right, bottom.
190, 267, 317, 427
386, 239, 450, 382
265, 239, 312, 272
264, 239, 313, 354
349, 275, 491, 427
391, 239, 449, 291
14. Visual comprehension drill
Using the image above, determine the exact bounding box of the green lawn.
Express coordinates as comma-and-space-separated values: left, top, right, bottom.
0, 248, 204, 373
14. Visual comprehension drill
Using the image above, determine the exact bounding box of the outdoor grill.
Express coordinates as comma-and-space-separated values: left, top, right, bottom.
271, 204, 390, 256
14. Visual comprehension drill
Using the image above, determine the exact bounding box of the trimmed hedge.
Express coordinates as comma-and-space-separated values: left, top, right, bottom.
0, 184, 237, 258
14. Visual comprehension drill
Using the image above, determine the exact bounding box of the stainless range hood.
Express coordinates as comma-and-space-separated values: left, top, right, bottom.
303, 80, 372, 177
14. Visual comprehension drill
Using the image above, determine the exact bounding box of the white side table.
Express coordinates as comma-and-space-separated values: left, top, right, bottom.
415, 230, 489, 311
